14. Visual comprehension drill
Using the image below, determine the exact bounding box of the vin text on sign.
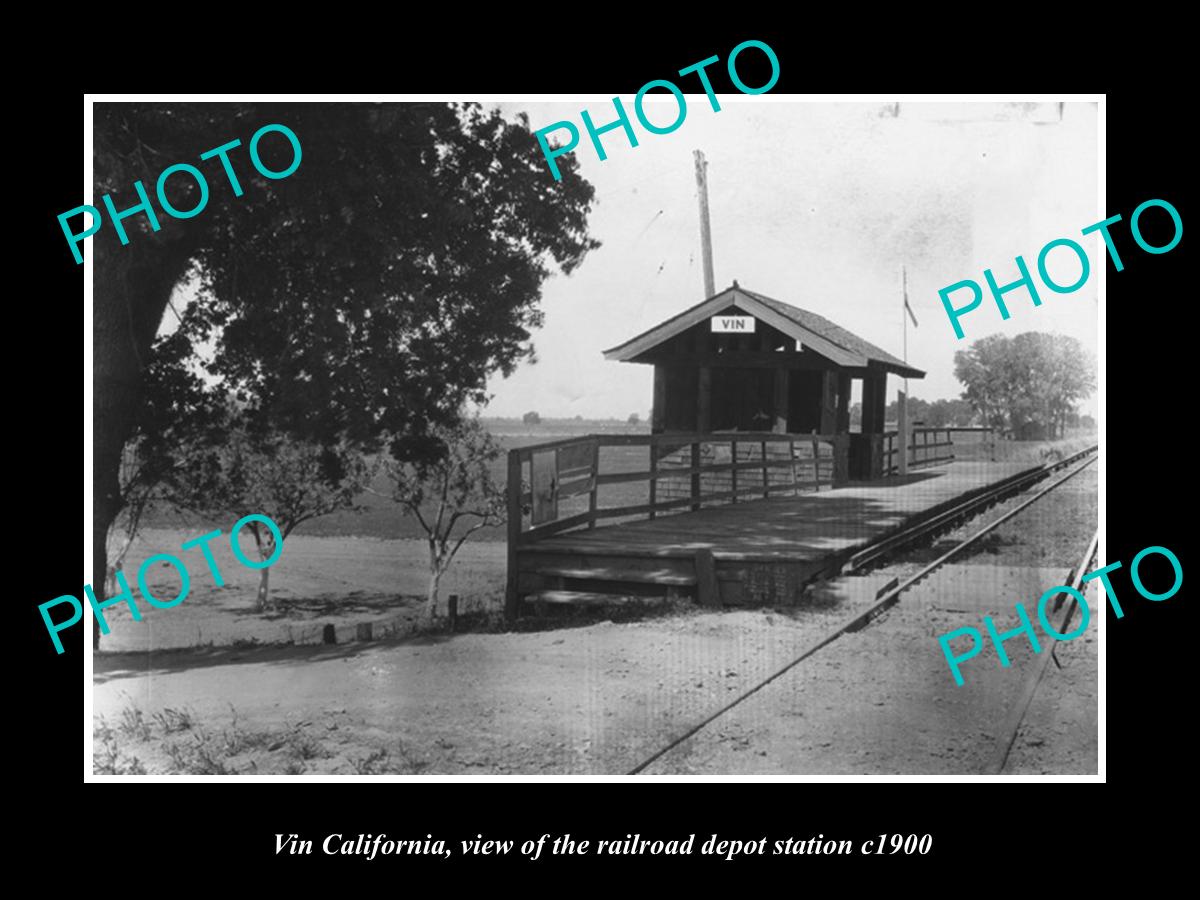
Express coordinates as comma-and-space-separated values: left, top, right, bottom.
711, 316, 756, 333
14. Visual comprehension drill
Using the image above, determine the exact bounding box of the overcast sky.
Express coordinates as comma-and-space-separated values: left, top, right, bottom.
483, 99, 1099, 419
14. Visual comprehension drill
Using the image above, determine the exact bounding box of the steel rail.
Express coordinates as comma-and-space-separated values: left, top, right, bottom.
848, 445, 1097, 572
986, 531, 1099, 775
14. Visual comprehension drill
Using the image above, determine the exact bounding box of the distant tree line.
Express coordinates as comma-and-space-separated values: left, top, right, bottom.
847, 332, 1095, 440
850, 397, 977, 429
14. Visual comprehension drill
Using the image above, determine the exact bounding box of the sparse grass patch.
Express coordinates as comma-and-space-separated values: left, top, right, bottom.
151, 707, 193, 734
350, 748, 392, 774
287, 730, 324, 761
349, 742, 428, 775
94, 716, 115, 744
188, 734, 234, 775
163, 727, 234, 775
94, 734, 147, 775
119, 706, 151, 741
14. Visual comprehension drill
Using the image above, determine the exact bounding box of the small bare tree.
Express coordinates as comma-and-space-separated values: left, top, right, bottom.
172, 421, 371, 611
384, 415, 506, 622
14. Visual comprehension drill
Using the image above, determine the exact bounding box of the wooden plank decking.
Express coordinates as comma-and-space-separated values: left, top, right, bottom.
528, 461, 1036, 563
514, 460, 1042, 609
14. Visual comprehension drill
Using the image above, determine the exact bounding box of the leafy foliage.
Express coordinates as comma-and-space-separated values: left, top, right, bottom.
953, 332, 1095, 439
97, 102, 600, 453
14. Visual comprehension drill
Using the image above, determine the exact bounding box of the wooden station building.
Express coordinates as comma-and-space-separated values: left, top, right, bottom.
603, 283, 925, 479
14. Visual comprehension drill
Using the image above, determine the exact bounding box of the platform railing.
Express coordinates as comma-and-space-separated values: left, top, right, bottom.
883, 426, 994, 474
506, 432, 849, 551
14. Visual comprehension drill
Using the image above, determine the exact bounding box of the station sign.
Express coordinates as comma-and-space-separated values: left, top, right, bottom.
711, 315, 756, 333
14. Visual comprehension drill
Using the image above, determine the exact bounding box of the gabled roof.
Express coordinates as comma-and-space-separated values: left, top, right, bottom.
603, 284, 925, 379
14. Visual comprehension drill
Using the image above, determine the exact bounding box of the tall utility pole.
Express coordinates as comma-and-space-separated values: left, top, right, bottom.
902, 264, 908, 393
694, 149, 716, 299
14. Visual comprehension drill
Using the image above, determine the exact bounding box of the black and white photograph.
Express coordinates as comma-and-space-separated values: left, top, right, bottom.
84, 95, 1101, 778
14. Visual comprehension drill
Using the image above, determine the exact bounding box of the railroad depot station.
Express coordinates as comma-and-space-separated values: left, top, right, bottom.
504, 283, 1027, 614
603, 282, 925, 480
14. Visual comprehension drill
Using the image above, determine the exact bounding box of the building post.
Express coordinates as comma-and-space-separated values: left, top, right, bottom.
652, 365, 667, 434
861, 371, 887, 434
697, 366, 712, 432
835, 373, 851, 433
897, 389, 910, 477
773, 367, 789, 433
820, 370, 838, 434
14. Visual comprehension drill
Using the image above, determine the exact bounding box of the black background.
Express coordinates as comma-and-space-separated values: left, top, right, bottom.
20, 25, 1185, 884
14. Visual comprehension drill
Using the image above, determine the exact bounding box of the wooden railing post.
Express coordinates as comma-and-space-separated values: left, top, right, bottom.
832, 434, 849, 486
695, 548, 719, 608
690, 442, 701, 511
504, 449, 523, 621
761, 440, 769, 499
588, 438, 600, 528
731, 440, 738, 503
648, 441, 658, 519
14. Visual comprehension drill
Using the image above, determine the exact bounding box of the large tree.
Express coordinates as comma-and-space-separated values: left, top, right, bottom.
90, 102, 599, 645
953, 332, 1095, 439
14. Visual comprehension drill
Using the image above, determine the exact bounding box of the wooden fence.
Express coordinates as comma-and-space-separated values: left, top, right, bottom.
507, 432, 849, 548
883, 426, 995, 474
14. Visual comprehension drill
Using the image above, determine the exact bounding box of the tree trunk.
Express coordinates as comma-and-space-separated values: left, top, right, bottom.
253, 525, 275, 612
257, 568, 271, 612
425, 540, 442, 623
427, 569, 441, 622
92, 503, 115, 650
93, 236, 197, 649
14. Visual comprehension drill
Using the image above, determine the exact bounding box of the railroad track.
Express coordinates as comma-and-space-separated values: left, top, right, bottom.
626, 445, 1099, 775
987, 530, 1097, 774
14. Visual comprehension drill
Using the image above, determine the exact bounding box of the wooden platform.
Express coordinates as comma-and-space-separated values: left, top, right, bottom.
515, 461, 1037, 608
